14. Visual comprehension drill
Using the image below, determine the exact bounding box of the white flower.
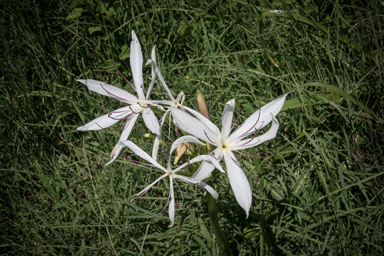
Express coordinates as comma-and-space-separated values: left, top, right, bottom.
76, 31, 162, 165
118, 135, 225, 227
170, 95, 287, 216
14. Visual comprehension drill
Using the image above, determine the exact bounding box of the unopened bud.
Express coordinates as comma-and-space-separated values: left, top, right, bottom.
197, 90, 210, 120
174, 143, 187, 164
185, 142, 195, 154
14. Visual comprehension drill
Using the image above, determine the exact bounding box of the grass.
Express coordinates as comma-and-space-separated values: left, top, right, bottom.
1, 0, 383, 255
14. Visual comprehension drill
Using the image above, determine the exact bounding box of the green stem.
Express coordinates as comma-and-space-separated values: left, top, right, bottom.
206, 182, 233, 256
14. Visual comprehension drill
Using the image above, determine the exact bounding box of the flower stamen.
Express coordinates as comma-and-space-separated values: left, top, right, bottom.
230, 107, 241, 132
239, 128, 260, 146
204, 130, 217, 145
111, 59, 136, 93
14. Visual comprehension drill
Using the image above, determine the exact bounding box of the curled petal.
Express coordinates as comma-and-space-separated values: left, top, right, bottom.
198, 181, 219, 200
174, 175, 219, 200
77, 106, 131, 131
146, 46, 157, 99
223, 151, 252, 217
227, 94, 287, 143
146, 59, 175, 101
189, 148, 223, 182
221, 99, 235, 141
231, 115, 280, 150
77, 79, 137, 103
173, 154, 225, 174
169, 135, 205, 159
130, 30, 145, 99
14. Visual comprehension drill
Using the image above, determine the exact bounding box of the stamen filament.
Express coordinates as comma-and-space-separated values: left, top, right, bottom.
230, 107, 241, 132
204, 130, 218, 145
111, 59, 136, 92
174, 179, 184, 207
239, 128, 259, 146
236, 110, 262, 140
123, 152, 156, 167
100, 83, 129, 102
211, 152, 221, 160
156, 193, 171, 219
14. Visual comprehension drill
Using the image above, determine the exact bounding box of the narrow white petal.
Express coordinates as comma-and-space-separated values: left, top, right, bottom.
146, 46, 157, 99
134, 173, 168, 196
105, 114, 139, 166
142, 108, 160, 135
227, 94, 287, 143
171, 108, 219, 144
198, 182, 219, 200
121, 140, 166, 171
77, 79, 137, 103
223, 151, 252, 217
153, 100, 174, 106
183, 106, 221, 139
173, 174, 219, 200
231, 115, 280, 150
169, 135, 205, 158
168, 178, 175, 228
188, 148, 223, 182
152, 134, 161, 162
119, 113, 139, 142
147, 59, 175, 101
152, 112, 168, 161
130, 30, 145, 99
77, 106, 131, 131
174, 154, 225, 174
221, 99, 235, 141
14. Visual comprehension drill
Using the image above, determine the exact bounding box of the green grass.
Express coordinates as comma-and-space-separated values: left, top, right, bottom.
1, 0, 383, 255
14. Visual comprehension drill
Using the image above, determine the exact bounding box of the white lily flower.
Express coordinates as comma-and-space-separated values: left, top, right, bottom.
76, 31, 162, 165
170, 95, 287, 217
119, 135, 225, 227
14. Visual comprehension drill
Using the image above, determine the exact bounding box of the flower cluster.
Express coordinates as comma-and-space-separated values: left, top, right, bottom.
77, 31, 287, 227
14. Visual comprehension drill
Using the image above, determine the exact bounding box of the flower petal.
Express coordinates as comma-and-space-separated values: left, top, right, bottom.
142, 108, 160, 135
130, 30, 145, 99
188, 148, 223, 182
120, 140, 166, 171
146, 59, 175, 101
183, 106, 221, 139
168, 178, 175, 228
77, 106, 131, 131
231, 115, 280, 150
152, 112, 168, 161
169, 135, 204, 158
77, 79, 137, 103
221, 99, 235, 141
105, 114, 139, 166
174, 154, 225, 174
174, 175, 219, 200
134, 173, 168, 196
120, 113, 140, 142
146, 46, 157, 99
198, 181, 219, 200
223, 151, 252, 217
171, 108, 219, 144
227, 94, 287, 143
